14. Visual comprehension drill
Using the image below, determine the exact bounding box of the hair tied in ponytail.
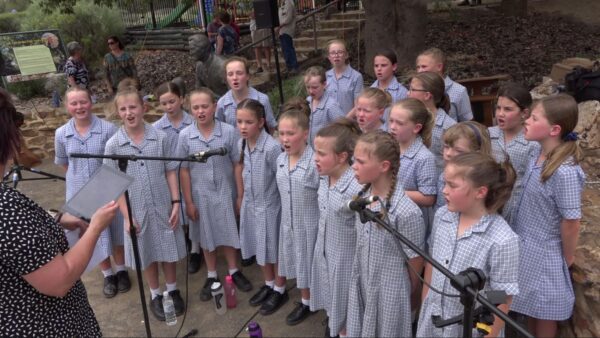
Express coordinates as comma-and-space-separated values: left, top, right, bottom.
563, 131, 578, 142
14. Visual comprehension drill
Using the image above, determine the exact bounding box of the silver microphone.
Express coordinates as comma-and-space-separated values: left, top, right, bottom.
190, 147, 228, 161
346, 195, 379, 212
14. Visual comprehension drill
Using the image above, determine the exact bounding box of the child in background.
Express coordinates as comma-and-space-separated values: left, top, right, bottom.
235, 99, 284, 308
511, 94, 585, 337
371, 48, 408, 124
310, 118, 362, 337
434, 121, 492, 211
408, 71, 456, 172
346, 131, 425, 337
217, 57, 277, 133
416, 47, 473, 122
489, 83, 537, 225
54, 87, 129, 298
354, 87, 390, 132
417, 152, 520, 337
261, 104, 319, 325
104, 89, 187, 321
178, 88, 252, 302
304, 66, 345, 146
326, 39, 364, 115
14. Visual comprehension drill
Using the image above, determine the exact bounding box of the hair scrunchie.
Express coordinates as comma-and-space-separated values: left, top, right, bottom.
563, 131, 578, 142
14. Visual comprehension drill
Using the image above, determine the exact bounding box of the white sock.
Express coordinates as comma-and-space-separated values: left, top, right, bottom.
274, 285, 286, 294
265, 280, 275, 288
165, 282, 177, 292
228, 268, 238, 275
101, 268, 114, 278
301, 298, 310, 306
207, 270, 218, 279
150, 287, 161, 300
191, 242, 200, 254
114, 264, 126, 273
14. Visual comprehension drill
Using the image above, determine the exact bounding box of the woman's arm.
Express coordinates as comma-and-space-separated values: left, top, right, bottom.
23, 201, 118, 298
561, 218, 580, 267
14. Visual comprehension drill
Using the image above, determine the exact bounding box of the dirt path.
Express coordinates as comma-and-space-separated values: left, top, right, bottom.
529, 0, 600, 27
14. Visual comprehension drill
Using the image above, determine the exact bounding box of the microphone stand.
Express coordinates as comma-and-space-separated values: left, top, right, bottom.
354, 207, 533, 338
70, 152, 218, 338
2, 159, 65, 189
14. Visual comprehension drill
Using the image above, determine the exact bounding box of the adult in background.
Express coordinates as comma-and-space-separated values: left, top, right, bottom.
277, 0, 299, 74
207, 15, 222, 51
65, 41, 90, 90
103, 36, 137, 96
216, 11, 239, 56
250, 10, 272, 73
0, 88, 119, 336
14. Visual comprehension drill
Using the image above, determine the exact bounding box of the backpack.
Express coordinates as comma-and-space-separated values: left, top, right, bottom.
565, 61, 600, 102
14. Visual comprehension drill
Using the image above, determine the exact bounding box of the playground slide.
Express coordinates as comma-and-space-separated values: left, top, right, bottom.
145, 0, 194, 30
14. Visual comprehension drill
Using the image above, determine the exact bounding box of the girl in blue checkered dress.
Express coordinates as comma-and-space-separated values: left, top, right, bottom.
303, 66, 345, 147
178, 88, 253, 303
105, 89, 187, 321
371, 49, 409, 124
417, 152, 520, 337
325, 39, 364, 115
54, 87, 129, 298
354, 88, 391, 133
310, 118, 362, 337
346, 131, 425, 338
488, 84, 537, 225
234, 99, 284, 307
510, 94, 585, 337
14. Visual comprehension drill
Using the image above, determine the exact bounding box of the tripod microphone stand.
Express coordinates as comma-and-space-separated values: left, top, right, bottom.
353, 206, 533, 338
2, 159, 65, 188
70, 151, 223, 338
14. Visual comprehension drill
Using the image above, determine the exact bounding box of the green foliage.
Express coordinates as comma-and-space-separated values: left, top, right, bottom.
0, 0, 31, 13
268, 75, 307, 117
20, 0, 125, 68
6, 79, 47, 100
35, 0, 115, 14
0, 12, 26, 33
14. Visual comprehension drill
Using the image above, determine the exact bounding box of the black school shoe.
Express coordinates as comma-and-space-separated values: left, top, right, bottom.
188, 253, 202, 274
169, 290, 185, 316
116, 270, 131, 293
241, 255, 256, 267
259, 290, 289, 315
286, 302, 313, 326
249, 285, 272, 306
150, 295, 165, 321
200, 277, 219, 301
103, 275, 118, 298
231, 271, 252, 292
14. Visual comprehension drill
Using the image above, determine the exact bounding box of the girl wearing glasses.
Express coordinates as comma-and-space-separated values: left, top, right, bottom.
325, 39, 363, 115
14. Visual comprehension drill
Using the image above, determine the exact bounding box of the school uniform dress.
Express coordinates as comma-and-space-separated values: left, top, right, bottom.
177, 121, 240, 251
216, 87, 277, 131
434, 172, 446, 212
445, 76, 473, 122
55, 116, 123, 258
346, 187, 425, 338
510, 149, 585, 320
431, 108, 457, 173
398, 136, 437, 233
417, 207, 520, 337
152, 112, 194, 155
488, 126, 539, 224
104, 124, 187, 269
276, 147, 320, 289
326, 65, 364, 115
371, 77, 409, 124
306, 94, 345, 147
239, 130, 282, 265
310, 168, 362, 336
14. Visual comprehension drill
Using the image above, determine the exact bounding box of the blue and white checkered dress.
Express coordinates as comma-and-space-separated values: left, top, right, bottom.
216, 87, 277, 131
276, 146, 320, 288
310, 167, 362, 336
346, 186, 425, 338
417, 207, 520, 337
371, 77, 409, 124
510, 148, 585, 320
326, 65, 364, 115
306, 94, 345, 148
399, 136, 437, 234
445, 76, 473, 122
177, 121, 241, 251
152, 111, 193, 155
434, 172, 446, 212
488, 126, 539, 225
238, 130, 282, 265
103, 124, 187, 269
55, 116, 123, 257
431, 108, 457, 174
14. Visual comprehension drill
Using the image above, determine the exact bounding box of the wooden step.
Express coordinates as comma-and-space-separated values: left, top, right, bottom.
293, 36, 335, 49
299, 26, 356, 38
319, 19, 365, 30
330, 10, 365, 20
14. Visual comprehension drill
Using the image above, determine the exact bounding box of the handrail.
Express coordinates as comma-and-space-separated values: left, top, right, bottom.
233, 0, 341, 56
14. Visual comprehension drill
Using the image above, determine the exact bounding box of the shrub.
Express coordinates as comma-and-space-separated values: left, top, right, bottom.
0, 12, 26, 33
7, 79, 47, 100
268, 75, 306, 117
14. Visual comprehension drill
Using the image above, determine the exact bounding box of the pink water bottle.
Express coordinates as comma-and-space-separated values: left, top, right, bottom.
224, 275, 237, 308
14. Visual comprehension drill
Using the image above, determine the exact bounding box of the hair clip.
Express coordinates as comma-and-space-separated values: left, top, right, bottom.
563, 131, 578, 142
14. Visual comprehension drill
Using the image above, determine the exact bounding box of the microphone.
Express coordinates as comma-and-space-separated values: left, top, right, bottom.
190, 147, 228, 161
346, 195, 379, 212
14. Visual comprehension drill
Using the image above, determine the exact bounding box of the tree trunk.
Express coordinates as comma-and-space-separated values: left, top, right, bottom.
500, 0, 527, 17
362, 0, 426, 77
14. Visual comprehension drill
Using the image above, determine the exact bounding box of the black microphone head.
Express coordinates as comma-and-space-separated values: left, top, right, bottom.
218, 147, 228, 155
